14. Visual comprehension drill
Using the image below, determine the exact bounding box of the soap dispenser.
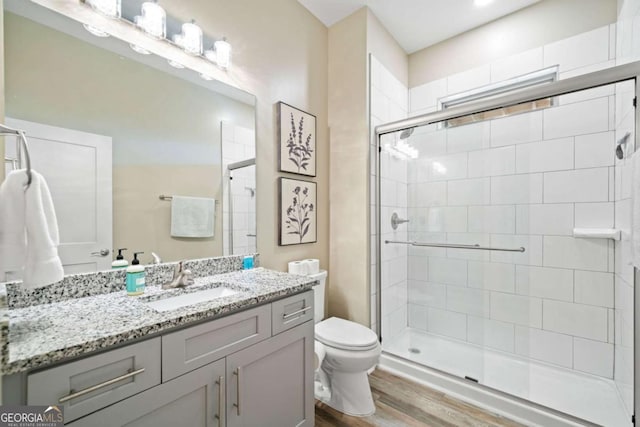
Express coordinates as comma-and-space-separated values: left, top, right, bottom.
126, 252, 146, 296
112, 248, 128, 269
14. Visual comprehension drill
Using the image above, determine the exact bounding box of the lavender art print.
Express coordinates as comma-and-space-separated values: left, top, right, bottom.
279, 177, 317, 245
277, 102, 316, 177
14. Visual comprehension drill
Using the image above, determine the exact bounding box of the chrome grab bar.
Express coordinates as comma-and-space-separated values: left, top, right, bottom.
58, 368, 145, 403
384, 240, 525, 253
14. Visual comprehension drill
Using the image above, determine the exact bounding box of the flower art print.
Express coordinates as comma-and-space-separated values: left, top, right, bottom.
277, 102, 316, 177
279, 178, 317, 245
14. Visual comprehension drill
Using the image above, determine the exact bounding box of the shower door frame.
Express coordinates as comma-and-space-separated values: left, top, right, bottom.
374, 60, 640, 423
226, 158, 256, 255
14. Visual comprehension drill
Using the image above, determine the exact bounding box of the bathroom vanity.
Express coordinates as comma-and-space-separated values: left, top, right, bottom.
1, 259, 316, 426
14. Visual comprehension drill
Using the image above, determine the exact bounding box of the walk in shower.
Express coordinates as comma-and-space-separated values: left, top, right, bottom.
375, 63, 639, 426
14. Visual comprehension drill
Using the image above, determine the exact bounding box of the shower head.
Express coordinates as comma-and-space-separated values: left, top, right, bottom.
399, 128, 414, 140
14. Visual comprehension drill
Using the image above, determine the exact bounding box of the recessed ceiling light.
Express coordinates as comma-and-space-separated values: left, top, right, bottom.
474, 0, 493, 7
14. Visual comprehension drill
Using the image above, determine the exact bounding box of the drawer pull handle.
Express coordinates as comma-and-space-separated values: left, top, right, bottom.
233, 368, 241, 416
283, 306, 312, 320
215, 375, 225, 425
58, 368, 146, 403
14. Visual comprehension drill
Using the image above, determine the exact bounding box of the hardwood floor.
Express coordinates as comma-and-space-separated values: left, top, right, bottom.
315, 369, 525, 427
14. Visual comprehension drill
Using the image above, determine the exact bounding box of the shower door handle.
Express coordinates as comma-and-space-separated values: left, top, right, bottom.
384, 240, 525, 253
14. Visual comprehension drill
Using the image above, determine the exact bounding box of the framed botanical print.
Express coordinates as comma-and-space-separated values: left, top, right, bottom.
277, 102, 316, 177
279, 177, 317, 245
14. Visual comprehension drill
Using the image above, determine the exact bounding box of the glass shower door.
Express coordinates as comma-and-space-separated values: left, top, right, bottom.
378, 78, 633, 426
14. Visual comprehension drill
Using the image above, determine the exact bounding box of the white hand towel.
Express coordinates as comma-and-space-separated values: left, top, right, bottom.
0, 169, 64, 287
632, 152, 640, 267
171, 196, 215, 238
0, 170, 27, 275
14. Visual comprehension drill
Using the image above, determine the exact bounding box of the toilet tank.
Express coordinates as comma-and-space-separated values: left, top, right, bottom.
308, 270, 327, 323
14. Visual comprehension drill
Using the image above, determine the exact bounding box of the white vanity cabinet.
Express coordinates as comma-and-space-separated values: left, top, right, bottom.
14, 290, 315, 427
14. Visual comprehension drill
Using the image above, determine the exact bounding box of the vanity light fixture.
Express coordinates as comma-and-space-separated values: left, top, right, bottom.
83, 0, 120, 37
214, 38, 232, 69
173, 20, 203, 56
82, 2, 233, 75
134, 0, 166, 39
86, 0, 121, 18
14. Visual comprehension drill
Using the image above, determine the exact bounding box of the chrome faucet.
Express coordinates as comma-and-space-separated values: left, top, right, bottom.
162, 261, 194, 289
151, 252, 162, 264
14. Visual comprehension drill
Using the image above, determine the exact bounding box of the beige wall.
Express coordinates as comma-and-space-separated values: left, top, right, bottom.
328, 8, 369, 324
409, 0, 617, 87
160, 1, 329, 275
328, 7, 408, 326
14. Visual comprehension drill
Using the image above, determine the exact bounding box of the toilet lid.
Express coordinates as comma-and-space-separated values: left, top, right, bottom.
315, 317, 379, 351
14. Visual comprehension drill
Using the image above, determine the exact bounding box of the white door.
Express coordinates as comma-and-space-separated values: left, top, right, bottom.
5, 117, 112, 275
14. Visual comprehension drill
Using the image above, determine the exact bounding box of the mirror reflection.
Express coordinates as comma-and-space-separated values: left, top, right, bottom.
2, 3, 256, 279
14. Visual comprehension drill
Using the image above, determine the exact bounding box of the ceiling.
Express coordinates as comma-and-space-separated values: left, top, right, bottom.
297, 0, 541, 53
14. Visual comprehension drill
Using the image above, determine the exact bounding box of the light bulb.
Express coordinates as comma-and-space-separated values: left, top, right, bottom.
214, 38, 232, 69
86, 0, 121, 18
135, 1, 166, 39
173, 20, 203, 55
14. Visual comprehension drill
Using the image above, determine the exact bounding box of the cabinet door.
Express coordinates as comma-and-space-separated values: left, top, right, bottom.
226, 321, 314, 427
68, 359, 226, 427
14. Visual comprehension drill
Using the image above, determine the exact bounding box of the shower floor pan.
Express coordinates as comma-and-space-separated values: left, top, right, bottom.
382, 328, 629, 427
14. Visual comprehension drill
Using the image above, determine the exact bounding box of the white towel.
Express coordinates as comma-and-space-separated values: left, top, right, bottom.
0, 169, 64, 287
632, 152, 640, 267
171, 196, 215, 238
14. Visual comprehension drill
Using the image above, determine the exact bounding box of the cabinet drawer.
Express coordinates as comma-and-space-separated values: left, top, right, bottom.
162, 304, 271, 381
68, 358, 225, 427
271, 290, 314, 335
27, 337, 161, 423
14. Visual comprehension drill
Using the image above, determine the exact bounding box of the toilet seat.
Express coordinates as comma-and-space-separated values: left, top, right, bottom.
315, 317, 379, 351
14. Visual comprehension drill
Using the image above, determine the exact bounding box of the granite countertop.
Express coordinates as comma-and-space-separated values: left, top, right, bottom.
2, 268, 317, 375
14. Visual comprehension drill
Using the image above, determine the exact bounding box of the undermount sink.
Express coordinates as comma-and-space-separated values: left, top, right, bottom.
143, 286, 239, 312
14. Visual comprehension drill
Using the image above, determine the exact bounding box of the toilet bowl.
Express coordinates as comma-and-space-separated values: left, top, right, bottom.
309, 271, 381, 417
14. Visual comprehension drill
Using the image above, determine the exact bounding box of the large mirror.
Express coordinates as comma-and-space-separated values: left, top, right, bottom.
1, 0, 257, 279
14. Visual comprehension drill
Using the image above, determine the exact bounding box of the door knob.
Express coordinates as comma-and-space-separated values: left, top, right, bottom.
90, 249, 110, 257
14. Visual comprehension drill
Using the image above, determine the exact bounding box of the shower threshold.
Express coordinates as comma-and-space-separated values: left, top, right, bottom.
381, 328, 630, 427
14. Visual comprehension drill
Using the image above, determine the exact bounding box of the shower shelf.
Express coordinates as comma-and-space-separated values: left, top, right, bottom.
572, 228, 621, 241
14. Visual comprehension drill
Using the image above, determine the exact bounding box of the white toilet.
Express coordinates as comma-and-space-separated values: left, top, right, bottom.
310, 270, 381, 417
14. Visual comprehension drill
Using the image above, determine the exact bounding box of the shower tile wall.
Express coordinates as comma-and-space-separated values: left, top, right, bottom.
221, 122, 256, 255
370, 56, 408, 337
614, 0, 640, 415
406, 25, 618, 379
